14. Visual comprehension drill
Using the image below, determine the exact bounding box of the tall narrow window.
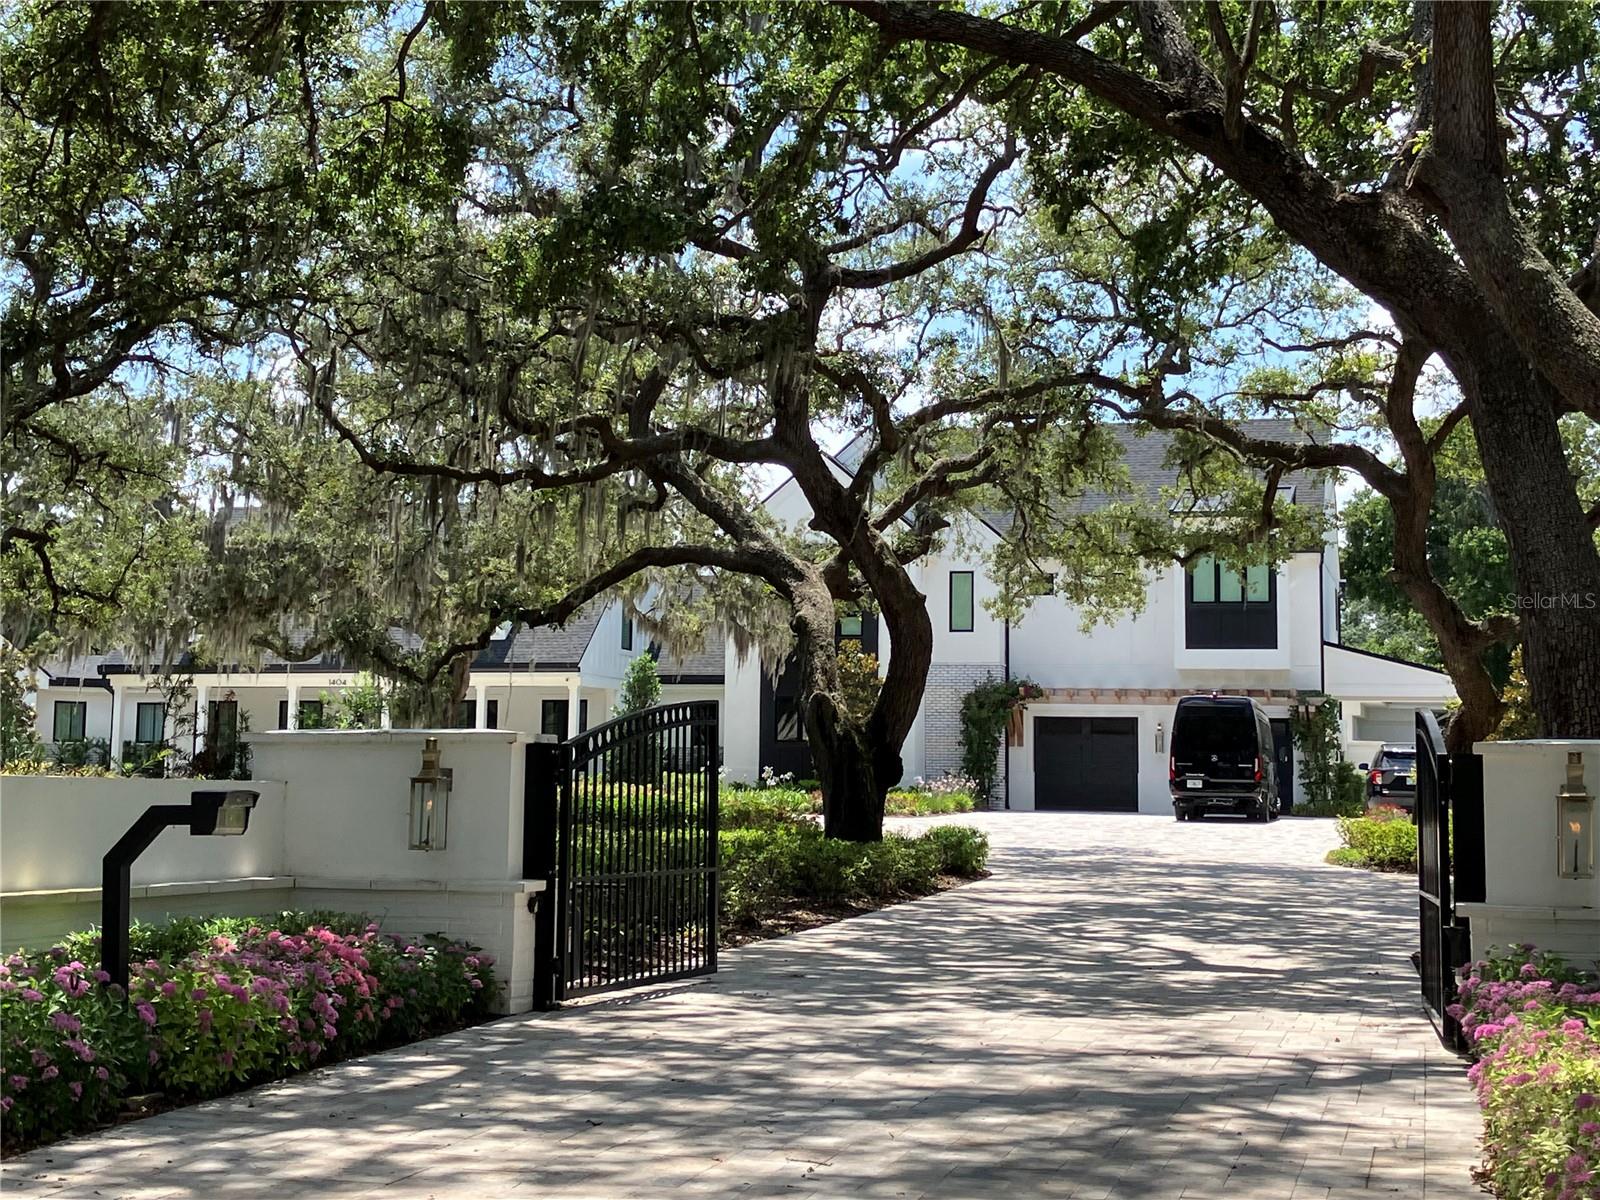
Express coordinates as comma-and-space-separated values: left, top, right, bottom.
773, 697, 806, 742
135, 702, 165, 743
541, 699, 568, 736
621, 616, 633, 651
1244, 563, 1271, 602
949, 571, 975, 632
53, 700, 87, 742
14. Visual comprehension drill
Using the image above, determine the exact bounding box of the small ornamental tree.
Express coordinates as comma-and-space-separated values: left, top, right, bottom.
616, 653, 662, 718
611, 653, 664, 782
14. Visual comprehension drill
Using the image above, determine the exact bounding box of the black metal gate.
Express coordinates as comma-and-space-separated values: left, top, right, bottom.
1416, 708, 1485, 1052
526, 701, 719, 1006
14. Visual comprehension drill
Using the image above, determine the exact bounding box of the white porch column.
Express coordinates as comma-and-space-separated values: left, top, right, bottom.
474, 681, 489, 729
285, 681, 300, 730
566, 677, 582, 737
107, 684, 124, 760
193, 683, 210, 757
380, 697, 392, 730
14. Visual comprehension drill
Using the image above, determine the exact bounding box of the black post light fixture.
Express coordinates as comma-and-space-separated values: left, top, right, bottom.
101, 789, 260, 991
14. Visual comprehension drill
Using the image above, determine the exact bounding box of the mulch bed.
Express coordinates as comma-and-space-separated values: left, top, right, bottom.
718, 870, 990, 948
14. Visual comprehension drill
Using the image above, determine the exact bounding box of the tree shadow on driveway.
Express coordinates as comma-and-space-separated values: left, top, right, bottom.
2, 814, 1479, 1199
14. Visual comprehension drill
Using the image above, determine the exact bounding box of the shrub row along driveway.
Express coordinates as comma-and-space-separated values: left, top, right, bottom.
3, 813, 1479, 1199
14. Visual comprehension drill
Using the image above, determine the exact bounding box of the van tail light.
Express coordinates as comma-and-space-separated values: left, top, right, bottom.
1254, 756, 1262, 782
1169, 754, 1176, 783
1369, 769, 1383, 785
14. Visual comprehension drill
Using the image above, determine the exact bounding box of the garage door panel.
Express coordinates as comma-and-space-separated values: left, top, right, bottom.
1034, 716, 1138, 812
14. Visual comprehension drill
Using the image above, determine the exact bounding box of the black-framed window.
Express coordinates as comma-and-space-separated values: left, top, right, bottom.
53, 700, 87, 742
773, 696, 807, 743
135, 702, 165, 743
541, 698, 589, 737
454, 698, 499, 729
276, 698, 324, 729
621, 616, 633, 650
1185, 555, 1277, 649
208, 699, 239, 741
838, 613, 863, 641
949, 571, 975, 632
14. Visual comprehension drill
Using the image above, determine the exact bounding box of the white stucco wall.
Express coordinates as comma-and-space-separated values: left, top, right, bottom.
1, 776, 291, 892
1458, 739, 1600, 971
2, 732, 547, 1012
251, 730, 526, 883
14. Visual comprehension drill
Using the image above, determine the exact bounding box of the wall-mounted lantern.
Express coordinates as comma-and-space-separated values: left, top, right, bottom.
102, 789, 260, 990
1155, 721, 1165, 754
1557, 751, 1595, 880
409, 736, 451, 851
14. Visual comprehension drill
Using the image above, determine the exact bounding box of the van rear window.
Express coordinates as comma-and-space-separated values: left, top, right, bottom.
1173, 703, 1256, 755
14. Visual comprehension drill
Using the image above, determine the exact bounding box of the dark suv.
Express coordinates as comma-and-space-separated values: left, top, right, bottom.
1169, 695, 1281, 822
1363, 744, 1417, 811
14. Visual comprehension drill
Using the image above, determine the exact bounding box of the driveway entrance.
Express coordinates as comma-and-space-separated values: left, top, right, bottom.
2, 813, 1479, 1199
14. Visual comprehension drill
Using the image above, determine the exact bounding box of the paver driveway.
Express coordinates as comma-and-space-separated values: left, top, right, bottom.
3, 813, 1481, 1199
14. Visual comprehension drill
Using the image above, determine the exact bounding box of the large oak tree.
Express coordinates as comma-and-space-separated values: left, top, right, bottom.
844, 0, 1600, 743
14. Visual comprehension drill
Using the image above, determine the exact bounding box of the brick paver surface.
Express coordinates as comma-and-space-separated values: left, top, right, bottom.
2, 813, 1482, 1199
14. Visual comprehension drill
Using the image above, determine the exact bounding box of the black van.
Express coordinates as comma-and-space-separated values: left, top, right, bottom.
1169, 694, 1281, 822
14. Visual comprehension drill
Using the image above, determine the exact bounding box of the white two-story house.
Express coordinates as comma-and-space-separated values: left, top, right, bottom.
723, 422, 1457, 812
31, 599, 726, 767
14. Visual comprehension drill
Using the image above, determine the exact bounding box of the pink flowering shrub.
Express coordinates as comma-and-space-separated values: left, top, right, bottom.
1, 914, 495, 1150
0, 952, 143, 1144
1451, 945, 1600, 1199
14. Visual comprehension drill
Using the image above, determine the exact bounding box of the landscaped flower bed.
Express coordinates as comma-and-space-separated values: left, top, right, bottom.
1450, 946, 1600, 1199
0, 913, 496, 1152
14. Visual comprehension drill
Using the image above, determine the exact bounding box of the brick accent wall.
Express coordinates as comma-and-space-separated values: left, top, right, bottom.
921, 662, 1007, 808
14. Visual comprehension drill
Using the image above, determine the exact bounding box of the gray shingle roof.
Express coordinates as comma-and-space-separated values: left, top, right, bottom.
972, 420, 1331, 536
472, 600, 606, 672
44, 601, 613, 680
656, 626, 725, 682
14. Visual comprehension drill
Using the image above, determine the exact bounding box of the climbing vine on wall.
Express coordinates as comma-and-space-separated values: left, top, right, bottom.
959, 677, 1044, 804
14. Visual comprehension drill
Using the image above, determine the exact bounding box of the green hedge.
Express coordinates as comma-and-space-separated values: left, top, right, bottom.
720, 822, 989, 923
720, 786, 976, 828
1327, 810, 1418, 871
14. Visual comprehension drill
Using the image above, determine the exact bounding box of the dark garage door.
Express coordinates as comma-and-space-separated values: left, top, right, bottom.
1034, 717, 1139, 811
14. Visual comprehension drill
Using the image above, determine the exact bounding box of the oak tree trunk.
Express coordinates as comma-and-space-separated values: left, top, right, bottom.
1449, 346, 1600, 738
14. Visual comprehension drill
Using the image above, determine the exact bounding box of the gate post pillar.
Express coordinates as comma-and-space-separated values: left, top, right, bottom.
525, 741, 566, 1009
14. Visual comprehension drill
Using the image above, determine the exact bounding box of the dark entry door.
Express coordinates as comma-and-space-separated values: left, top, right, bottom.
1034, 717, 1138, 811
1269, 719, 1294, 812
